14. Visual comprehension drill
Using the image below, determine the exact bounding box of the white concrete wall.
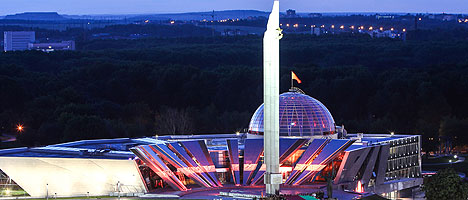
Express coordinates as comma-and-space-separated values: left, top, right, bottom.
0, 157, 146, 197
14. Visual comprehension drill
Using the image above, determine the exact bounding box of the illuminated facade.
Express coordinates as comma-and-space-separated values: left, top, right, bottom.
0, 90, 422, 199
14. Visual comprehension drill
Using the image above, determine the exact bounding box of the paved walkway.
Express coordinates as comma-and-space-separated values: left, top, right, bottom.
423, 156, 465, 166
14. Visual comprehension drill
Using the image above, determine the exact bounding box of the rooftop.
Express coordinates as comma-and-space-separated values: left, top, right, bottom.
0, 133, 418, 159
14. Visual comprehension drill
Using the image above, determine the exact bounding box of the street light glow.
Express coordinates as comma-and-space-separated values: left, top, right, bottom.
17, 124, 24, 132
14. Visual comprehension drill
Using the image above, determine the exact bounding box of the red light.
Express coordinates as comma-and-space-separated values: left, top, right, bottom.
16, 124, 24, 132
356, 180, 364, 193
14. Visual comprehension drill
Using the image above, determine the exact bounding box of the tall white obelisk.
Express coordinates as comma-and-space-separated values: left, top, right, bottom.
264, 0, 282, 196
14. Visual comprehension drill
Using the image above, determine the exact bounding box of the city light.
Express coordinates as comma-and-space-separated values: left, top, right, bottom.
331, 25, 335, 29
356, 180, 364, 193
340, 25, 344, 29
403, 28, 406, 32
369, 26, 373, 30
293, 24, 299, 28
17, 124, 24, 132
391, 27, 394, 31
350, 25, 355, 29
321, 25, 325, 28
379, 27, 383, 31
170, 21, 175, 24
454, 155, 458, 159
418, 18, 422, 21
144, 20, 149, 23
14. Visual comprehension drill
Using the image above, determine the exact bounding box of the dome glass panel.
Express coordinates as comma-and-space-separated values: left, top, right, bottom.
248, 91, 335, 136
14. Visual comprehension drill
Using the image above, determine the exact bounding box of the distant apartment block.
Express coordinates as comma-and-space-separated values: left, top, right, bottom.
29, 41, 75, 52
3, 31, 35, 51
4, 31, 75, 52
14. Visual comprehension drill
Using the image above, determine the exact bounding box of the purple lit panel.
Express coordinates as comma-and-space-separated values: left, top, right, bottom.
149, 144, 212, 187
180, 140, 222, 187
286, 139, 328, 185
243, 138, 263, 185
250, 138, 308, 185
292, 139, 354, 185
279, 138, 308, 163
168, 142, 218, 187
226, 139, 241, 185
131, 146, 187, 191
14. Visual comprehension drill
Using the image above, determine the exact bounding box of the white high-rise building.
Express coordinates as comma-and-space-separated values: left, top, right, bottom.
3, 31, 36, 52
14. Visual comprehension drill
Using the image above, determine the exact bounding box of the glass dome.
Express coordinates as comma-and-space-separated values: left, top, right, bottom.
248, 90, 335, 136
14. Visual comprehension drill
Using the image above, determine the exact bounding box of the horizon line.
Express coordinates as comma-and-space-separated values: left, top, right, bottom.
1, 10, 468, 17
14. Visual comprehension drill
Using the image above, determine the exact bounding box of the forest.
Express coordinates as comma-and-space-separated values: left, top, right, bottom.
1, 28, 468, 152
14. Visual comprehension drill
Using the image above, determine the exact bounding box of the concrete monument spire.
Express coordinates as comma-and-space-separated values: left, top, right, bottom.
263, 0, 282, 196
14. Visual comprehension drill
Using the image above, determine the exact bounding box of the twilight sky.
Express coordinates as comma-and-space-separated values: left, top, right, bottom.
1, 0, 467, 15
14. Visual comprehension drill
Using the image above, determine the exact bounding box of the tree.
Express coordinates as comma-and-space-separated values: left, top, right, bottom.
422, 168, 468, 200
154, 107, 194, 135
439, 117, 468, 153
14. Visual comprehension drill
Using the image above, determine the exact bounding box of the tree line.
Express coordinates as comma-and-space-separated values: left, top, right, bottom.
0, 33, 467, 151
